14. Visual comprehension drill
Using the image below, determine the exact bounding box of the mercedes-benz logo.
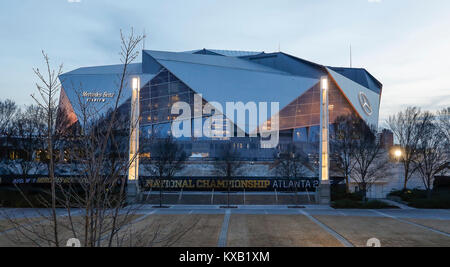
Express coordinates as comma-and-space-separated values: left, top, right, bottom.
359, 92, 373, 116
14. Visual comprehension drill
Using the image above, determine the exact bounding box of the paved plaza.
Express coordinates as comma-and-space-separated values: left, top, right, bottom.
1, 205, 450, 247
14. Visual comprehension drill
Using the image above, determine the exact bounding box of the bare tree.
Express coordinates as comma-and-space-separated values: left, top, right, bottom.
213, 143, 244, 208
274, 144, 310, 206
3, 29, 142, 247
414, 112, 449, 198
0, 99, 18, 136
2, 28, 198, 248
331, 115, 359, 193
7, 105, 47, 176
0, 99, 19, 166
30, 50, 63, 246
59, 28, 145, 247
437, 107, 450, 148
387, 107, 431, 190
351, 123, 391, 202
142, 136, 187, 208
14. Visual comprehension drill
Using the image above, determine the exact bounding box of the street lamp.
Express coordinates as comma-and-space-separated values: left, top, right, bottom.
394, 149, 402, 159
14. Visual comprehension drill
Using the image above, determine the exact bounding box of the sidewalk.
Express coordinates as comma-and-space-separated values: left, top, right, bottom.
152, 204, 334, 210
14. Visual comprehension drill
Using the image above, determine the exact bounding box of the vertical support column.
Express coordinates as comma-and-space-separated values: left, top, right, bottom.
319, 77, 331, 204
127, 77, 141, 203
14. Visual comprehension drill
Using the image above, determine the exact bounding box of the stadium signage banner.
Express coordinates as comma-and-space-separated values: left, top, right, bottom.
0, 176, 98, 185
142, 177, 320, 192
0, 176, 319, 191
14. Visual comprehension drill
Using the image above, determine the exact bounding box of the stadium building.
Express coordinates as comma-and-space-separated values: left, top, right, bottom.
57, 49, 383, 161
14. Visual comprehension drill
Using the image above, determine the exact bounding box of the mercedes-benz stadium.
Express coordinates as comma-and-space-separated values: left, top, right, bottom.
57, 49, 382, 161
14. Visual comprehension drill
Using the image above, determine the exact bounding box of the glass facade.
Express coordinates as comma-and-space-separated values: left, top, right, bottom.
293, 126, 321, 143
277, 77, 357, 148
138, 70, 358, 158
278, 80, 356, 131
56, 50, 381, 165
140, 69, 196, 126
139, 68, 232, 140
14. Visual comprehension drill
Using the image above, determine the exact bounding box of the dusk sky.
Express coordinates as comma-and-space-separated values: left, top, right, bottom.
0, 0, 449, 124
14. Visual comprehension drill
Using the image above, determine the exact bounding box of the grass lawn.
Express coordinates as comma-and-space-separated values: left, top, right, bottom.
314, 215, 450, 247
227, 215, 343, 247
2, 213, 450, 247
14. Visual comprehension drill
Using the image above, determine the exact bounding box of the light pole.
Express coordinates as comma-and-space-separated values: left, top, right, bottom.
319, 76, 331, 204
127, 77, 141, 203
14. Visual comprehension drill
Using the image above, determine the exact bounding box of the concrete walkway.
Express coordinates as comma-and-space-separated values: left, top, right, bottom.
217, 209, 231, 247
2, 205, 449, 221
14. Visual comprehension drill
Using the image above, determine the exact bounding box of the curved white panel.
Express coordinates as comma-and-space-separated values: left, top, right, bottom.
326, 68, 381, 127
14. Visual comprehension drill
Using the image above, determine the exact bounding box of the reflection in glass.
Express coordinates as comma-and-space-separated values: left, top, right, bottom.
278, 79, 356, 131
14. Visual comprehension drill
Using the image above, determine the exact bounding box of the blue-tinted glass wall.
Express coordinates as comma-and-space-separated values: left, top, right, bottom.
140, 69, 195, 128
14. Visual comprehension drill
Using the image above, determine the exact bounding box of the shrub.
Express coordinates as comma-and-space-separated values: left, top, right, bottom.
330, 184, 347, 201
387, 190, 403, 198
0, 188, 47, 208
0, 185, 125, 208
408, 194, 450, 209
332, 199, 398, 209
331, 199, 361, 209
363, 200, 399, 209
388, 188, 450, 209
388, 189, 427, 202
331, 185, 364, 201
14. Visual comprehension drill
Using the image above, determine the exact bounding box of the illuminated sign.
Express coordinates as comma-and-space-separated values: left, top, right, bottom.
143, 177, 320, 192
82, 91, 116, 103
0, 176, 320, 192
358, 92, 373, 116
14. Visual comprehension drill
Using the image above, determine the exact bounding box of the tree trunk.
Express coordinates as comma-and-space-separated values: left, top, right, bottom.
361, 184, 367, 203
427, 177, 433, 200
403, 168, 409, 191
159, 178, 163, 208
362, 191, 367, 203
345, 175, 350, 194
227, 179, 230, 208
48, 118, 59, 247
427, 189, 433, 200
